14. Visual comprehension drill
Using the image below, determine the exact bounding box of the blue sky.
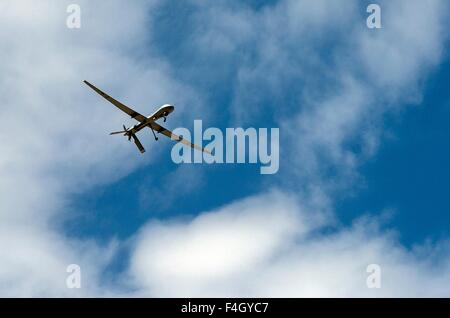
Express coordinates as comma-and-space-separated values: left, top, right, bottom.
1, 0, 450, 296
65, 0, 450, 246
338, 60, 450, 246
67, 56, 450, 248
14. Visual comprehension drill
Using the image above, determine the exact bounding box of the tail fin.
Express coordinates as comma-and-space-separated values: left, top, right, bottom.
130, 134, 146, 153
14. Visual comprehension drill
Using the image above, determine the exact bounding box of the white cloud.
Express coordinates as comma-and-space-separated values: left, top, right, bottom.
129, 190, 450, 297
179, 0, 448, 187
358, 0, 447, 95
127, 0, 450, 297
0, 0, 202, 296
0, 223, 118, 297
0, 0, 449, 297
284, 0, 449, 190
131, 191, 304, 281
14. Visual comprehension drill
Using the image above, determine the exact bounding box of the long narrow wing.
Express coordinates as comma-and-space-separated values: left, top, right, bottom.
83, 80, 148, 123
149, 122, 211, 154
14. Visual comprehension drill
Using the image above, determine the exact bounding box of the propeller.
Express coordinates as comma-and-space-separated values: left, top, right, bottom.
124, 125, 132, 141
109, 124, 146, 153
110, 124, 129, 136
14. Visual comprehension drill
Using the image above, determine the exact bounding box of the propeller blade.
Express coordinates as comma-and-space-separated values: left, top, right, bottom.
110, 130, 127, 135
110, 124, 129, 136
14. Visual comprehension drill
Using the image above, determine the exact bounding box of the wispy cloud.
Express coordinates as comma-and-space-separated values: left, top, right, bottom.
130, 190, 450, 297
127, 0, 450, 297
0, 0, 199, 296
0, 0, 449, 296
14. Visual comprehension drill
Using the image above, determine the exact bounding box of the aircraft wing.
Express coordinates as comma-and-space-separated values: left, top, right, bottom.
83, 80, 148, 123
149, 121, 211, 154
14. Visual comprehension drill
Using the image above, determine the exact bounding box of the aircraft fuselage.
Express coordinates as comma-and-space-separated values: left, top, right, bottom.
149, 104, 174, 121
129, 104, 174, 133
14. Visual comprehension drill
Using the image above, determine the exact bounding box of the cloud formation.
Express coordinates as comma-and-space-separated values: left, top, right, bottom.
127, 0, 450, 297
130, 190, 450, 297
0, 0, 449, 297
0, 0, 199, 296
